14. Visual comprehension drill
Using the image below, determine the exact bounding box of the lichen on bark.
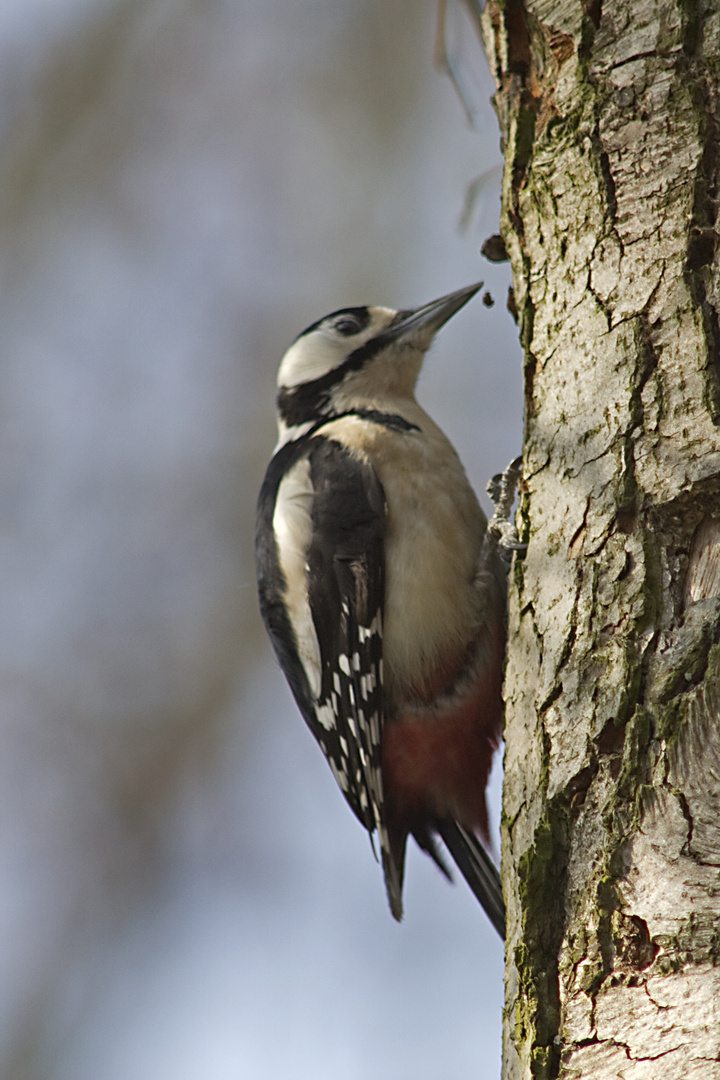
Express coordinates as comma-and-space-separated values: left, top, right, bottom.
482, 1, 720, 1077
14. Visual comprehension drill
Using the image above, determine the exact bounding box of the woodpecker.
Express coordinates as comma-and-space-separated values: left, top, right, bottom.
255, 283, 513, 936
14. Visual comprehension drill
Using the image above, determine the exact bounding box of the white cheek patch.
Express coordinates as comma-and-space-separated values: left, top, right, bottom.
277, 334, 343, 388
273, 457, 322, 696
276, 308, 396, 389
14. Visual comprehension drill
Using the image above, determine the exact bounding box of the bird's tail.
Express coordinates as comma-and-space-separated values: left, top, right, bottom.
436, 820, 506, 938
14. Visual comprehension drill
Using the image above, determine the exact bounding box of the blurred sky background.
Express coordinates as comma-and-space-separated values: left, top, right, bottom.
0, 1, 522, 1077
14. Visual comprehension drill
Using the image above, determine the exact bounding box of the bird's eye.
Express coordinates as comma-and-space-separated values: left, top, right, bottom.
333, 316, 362, 336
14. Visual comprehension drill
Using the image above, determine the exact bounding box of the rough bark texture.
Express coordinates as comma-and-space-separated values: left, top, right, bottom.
482, 1, 720, 1077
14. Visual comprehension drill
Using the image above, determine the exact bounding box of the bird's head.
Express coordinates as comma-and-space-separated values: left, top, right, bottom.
276, 282, 482, 431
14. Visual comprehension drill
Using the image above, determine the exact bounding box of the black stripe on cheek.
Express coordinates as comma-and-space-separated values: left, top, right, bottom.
280, 409, 420, 438
277, 381, 331, 428
349, 409, 420, 433
278, 379, 423, 433
278, 315, 407, 427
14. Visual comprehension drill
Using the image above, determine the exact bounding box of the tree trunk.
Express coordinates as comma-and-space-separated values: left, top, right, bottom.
482, 1, 720, 1077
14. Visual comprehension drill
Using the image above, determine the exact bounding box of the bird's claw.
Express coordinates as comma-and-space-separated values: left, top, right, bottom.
486, 455, 525, 558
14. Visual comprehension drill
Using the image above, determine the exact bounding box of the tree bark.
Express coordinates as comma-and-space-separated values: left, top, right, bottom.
482, 1, 720, 1077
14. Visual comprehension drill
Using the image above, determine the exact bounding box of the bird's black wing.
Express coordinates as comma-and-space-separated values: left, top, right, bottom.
304, 438, 387, 843
256, 435, 387, 845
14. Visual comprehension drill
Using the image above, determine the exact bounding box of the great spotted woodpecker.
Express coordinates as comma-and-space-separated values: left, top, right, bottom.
255, 283, 516, 935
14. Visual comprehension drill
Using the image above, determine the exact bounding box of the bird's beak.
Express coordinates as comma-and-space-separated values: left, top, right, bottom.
386, 282, 483, 343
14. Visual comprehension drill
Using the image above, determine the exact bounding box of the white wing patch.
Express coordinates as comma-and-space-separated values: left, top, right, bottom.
273, 457, 321, 697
